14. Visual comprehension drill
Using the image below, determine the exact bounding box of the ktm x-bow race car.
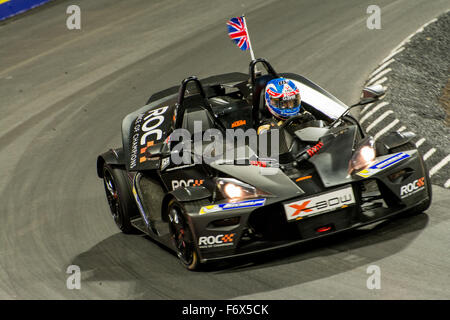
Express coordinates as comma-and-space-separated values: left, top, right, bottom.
97, 59, 431, 270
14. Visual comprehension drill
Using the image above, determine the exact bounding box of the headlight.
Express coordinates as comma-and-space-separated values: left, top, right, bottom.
348, 137, 376, 174
216, 178, 271, 200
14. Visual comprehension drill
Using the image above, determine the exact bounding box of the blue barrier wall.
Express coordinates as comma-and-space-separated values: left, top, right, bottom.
0, 0, 51, 21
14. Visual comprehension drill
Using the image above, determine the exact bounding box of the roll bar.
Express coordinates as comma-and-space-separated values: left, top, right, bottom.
249, 58, 280, 86
175, 76, 225, 131
177, 76, 207, 106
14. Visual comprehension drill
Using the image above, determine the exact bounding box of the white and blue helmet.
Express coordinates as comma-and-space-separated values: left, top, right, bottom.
265, 78, 301, 120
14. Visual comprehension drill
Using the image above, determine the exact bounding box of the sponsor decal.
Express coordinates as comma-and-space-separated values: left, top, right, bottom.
132, 187, 147, 222
357, 152, 410, 178
250, 160, 267, 167
130, 113, 144, 169
198, 233, 235, 248
139, 140, 155, 163
400, 177, 426, 198
140, 106, 169, 146
171, 179, 204, 190
249, 156, 278, 168
160, 157, 170, 171
284, 186, 355, 221
199, 198, 266, 215
295, 175, 312, 182
129, 106, 169, 169
231, 120, 246, 128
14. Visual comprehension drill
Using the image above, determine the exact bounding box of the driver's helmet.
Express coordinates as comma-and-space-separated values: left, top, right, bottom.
265, 78, 301, 120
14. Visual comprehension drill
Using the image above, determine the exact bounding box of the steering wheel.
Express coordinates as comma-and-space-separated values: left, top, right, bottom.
279, 114, 309, 130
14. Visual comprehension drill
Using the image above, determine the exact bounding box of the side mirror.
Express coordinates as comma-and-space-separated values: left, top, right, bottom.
331, 84, 385, 128
362, 84, 386, 99
358, 84, 386, 105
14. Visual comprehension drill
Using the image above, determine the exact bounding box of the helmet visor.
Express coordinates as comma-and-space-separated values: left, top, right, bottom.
270, 93, 301, 110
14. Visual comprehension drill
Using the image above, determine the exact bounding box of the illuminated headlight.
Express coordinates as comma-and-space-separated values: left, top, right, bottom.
216, 178, 271, 200
348, 137, 376, 174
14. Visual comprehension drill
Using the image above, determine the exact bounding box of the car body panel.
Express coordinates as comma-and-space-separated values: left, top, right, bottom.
98, 62, 431, 265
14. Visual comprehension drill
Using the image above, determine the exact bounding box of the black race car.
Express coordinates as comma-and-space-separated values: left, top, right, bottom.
96, 59, 431, 270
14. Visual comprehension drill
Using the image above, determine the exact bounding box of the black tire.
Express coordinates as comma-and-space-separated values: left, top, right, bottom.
102, 163, 138, 234
390, 142, 432, 215
167, 199, 200, 270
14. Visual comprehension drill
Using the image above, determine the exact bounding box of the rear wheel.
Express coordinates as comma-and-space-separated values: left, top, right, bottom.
102, 164, 138, 233
167, 199, 200, 270
390, 142, 432, 215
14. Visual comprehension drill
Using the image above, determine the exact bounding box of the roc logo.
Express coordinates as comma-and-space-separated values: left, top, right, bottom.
400, 177, 425, 198
171, 179, 204, 190
198, 233, 235, 248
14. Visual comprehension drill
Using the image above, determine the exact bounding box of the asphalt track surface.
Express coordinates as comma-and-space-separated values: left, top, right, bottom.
1, 0, 449, 299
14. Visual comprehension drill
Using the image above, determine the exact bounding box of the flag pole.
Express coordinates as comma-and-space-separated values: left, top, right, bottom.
242, 15, 258, 75
242, 15, 256, 61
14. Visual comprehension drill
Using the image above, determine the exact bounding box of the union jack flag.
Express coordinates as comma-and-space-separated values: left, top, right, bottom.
226, 16, 250, 51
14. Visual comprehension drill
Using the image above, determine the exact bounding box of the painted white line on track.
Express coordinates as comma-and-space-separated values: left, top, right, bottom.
419, 18, 438, 31
361, 102, 374, 114
429, 154, 450, 176
373, 77, 388, 86
366, 110, 394, 132
423, 148, 436, 161
374, 119, 400, 140
369, 59, 395, 78
363, 16, 447, 186
390, 18, 438, 54
415, 138, 426, 148
368, 68, 392, 85
391, 35, 414, 53
444, 179, 450, 189
360, 102, 389, 124
382, 47, 405, 64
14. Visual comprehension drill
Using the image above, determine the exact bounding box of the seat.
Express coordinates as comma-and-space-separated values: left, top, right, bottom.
181, 104, 216, 135
251, 74, 276, 128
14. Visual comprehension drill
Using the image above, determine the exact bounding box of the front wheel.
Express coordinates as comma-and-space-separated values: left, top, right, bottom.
167, 199, 200, 270
102, 164, 138, 233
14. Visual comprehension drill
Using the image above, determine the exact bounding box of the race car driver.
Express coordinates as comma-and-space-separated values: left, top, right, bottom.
257, 77, 315, 134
